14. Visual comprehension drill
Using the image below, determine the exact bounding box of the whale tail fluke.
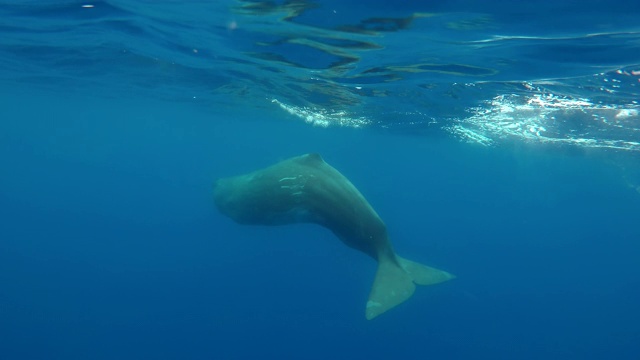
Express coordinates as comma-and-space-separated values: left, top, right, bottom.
365, 255, 455, 320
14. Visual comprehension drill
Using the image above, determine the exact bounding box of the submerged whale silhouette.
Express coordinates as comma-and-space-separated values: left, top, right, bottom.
213, 153, 454, 319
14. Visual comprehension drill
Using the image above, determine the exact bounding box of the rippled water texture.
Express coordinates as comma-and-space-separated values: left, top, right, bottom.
1, 0, 639, 150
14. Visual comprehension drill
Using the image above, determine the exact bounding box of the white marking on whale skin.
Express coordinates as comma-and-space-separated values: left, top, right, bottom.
279, 175, 306, 192
279, 176, 299, 182
366, 301, 382, 309
280, 184, 304, 191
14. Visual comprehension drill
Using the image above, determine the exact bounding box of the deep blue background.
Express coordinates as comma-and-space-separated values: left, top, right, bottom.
1, 85, 639, 359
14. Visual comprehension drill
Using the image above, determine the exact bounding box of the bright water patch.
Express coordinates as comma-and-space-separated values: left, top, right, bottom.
450, 90, 640, 151
1, 1, 639, 151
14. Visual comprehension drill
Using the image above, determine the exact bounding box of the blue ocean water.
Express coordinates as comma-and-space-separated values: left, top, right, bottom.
1, 1, 639, 359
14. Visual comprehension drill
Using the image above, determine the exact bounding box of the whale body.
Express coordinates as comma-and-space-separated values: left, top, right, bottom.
213, 153, 454, 319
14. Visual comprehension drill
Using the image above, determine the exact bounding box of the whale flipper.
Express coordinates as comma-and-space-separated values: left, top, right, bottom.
366, 256, 455, 320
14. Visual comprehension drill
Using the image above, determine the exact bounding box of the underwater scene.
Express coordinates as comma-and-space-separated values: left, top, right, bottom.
1, 1, 639, 359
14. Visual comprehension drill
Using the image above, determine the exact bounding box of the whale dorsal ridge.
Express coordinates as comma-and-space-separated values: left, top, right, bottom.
297, 153, 325, 166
